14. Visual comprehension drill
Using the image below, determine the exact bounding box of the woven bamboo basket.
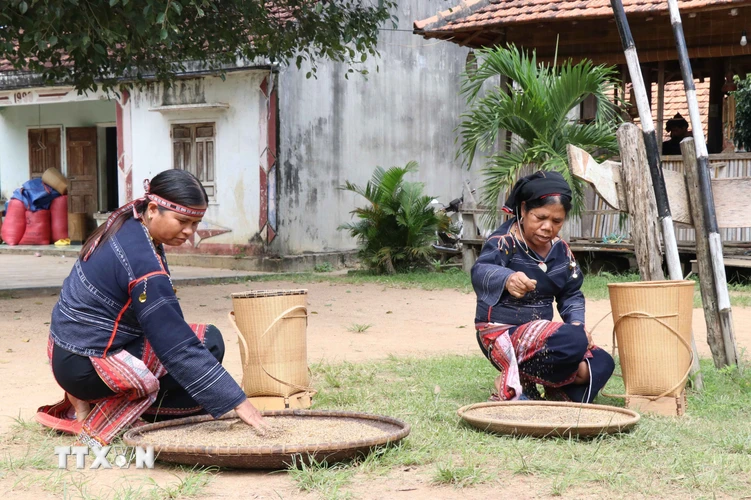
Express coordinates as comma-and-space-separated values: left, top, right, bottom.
42, 167, 68, 194
458, 401, 640, 438
122, 410, 411, 469
607, 280, 694, 399
230, 290, 312, 399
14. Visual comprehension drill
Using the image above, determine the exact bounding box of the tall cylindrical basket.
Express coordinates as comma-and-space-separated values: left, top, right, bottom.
607, 280, 694, 399
230, 290, 312, 405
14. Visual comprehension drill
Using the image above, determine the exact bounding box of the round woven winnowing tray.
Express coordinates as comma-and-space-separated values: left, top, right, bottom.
123, 409, 410, 469
458, 401, 640, 438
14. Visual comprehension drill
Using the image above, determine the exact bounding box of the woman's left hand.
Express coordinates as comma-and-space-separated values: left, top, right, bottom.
571, 321, 594, 348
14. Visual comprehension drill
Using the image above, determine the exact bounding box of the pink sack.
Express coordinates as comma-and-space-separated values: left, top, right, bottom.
1, 199, 27, 245
19, 209, 51, 245
50, 195, 69, 241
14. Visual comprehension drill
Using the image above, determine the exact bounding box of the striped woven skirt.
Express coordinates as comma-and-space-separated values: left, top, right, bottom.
476, 320, 614, 403
39, 324, 222, 447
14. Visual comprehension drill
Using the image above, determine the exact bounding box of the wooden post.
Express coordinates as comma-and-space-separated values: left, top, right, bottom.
667, 0, 737, 368
707, 60, 725, 154
618, 123, 703, 389
680, 138, 737, 367
616, 124, 664, 281
657, 62, 665, 142
462, 181, 479, 273
610, 0, 684, 282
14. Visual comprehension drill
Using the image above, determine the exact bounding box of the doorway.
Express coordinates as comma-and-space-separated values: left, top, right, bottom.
96, 125, 119, 212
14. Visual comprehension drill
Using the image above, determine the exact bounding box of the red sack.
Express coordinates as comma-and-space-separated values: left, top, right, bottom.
50, 195, 69, 242
1, 199, 27, 245
19, 209, 51, 245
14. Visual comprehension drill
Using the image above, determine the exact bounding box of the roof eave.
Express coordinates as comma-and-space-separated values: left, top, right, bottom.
0, 56, 272, 92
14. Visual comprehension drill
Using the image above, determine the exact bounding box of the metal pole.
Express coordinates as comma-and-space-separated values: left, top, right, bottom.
610, 0, 683, 281
667, 0, 738, 366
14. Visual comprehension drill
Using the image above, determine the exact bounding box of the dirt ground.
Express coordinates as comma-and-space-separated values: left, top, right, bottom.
1, 280, 749, 499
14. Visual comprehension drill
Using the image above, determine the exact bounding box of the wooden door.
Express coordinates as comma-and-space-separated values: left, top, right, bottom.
28, 128, 61, 179
66, 127, 98, 214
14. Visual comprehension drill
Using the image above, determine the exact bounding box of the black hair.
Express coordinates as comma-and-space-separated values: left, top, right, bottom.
80, 169, 208, 259
521, 195, 573, 216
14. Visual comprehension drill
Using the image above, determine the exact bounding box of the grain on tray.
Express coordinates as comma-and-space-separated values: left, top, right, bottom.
468, 405, 633, 427
142, 416, 397, 448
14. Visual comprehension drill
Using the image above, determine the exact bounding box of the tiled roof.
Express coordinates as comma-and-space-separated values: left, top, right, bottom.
630, 80, 710, 139
414, 0, 751, 33
657, 80, 710, 139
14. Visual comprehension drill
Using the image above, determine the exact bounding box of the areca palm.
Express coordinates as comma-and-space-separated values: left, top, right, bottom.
339, 162, 447, 274
459, 45, 623, 218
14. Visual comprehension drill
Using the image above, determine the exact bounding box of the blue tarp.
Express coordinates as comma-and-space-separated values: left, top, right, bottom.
11, 178, 61, 211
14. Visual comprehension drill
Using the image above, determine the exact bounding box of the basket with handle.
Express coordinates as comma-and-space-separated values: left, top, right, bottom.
607, 280, 694, 400
230, 290, 313, 401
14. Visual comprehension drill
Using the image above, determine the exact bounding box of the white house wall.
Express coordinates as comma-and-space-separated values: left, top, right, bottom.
275, 0, 483, 255
0, 100, 115, 200
127, 71, 269, 253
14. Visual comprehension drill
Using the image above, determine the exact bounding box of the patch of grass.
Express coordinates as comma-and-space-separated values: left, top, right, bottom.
306, 355, 751, 499
142, 466, 216, 499
347, 323, 373, 333
433, 456, 490, 487
579, 272, 641, 301
287, 455, 354, 499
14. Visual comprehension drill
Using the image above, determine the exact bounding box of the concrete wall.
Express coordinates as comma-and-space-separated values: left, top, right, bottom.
0, 101, 115, 200
275, 0, 478, 254
128, 71, 269, 251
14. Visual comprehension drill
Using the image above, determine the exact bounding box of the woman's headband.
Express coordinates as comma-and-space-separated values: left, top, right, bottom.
502, 171, 572, 214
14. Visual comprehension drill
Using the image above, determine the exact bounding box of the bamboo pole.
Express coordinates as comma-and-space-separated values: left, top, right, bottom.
667, 0, 738, 366
609, 0, 683, 281
610, 0, 702, 389
680, 138, 736, 367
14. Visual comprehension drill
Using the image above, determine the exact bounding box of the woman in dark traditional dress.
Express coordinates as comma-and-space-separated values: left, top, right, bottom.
472, 171, 614, 403
36, 169, 267, 447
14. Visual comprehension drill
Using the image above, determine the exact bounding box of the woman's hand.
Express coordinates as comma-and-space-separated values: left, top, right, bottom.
234, 399, 270, 431
571, 321, 594, 349
506, 272, 537, 298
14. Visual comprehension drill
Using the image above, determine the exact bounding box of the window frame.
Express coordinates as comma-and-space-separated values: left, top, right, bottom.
170, 121, 217, 201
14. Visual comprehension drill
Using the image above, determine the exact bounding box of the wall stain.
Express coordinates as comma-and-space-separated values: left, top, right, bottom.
163, 80, 206, 106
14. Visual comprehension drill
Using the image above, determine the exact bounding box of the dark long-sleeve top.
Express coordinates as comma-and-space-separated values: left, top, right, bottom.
471, 218, 585, 325
50, 218, 246, 418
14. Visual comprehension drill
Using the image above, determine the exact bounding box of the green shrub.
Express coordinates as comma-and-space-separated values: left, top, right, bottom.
338, 162, 447, 274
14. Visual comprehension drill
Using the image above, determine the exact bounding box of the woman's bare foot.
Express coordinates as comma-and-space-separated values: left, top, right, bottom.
573, 361, 590, 384
66, 393, 91, 422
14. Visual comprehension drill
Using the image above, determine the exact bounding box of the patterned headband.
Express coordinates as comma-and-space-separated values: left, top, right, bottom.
82, 178, 206, 261
143, 179, 206, 217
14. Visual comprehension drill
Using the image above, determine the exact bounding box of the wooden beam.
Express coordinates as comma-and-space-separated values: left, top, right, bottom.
707, 59, 725, 153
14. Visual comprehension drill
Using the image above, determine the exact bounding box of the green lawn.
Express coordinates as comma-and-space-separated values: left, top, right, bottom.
246, 268, 751, 308
296, 355, 751, 499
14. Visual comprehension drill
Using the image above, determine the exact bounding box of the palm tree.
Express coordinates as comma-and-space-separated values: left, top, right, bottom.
459, 45, 623, 218
339, 162, 448, 274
